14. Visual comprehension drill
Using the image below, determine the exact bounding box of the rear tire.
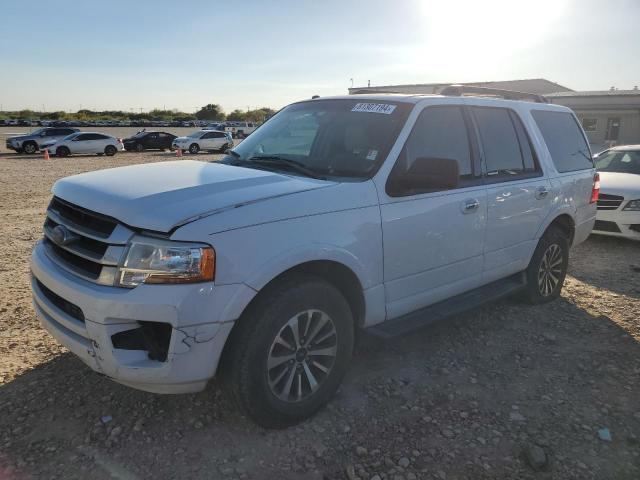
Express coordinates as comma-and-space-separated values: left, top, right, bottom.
23, 141, 37, 154
189, 143, 200, 154
522, 226, 569, 304
56, 146, 70, 157
105, 145, 117, 156
223, 274, 354, 428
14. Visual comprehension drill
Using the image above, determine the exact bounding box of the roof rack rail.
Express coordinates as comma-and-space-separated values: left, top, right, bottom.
439, 84, 549, 103
350, 89, 397, 95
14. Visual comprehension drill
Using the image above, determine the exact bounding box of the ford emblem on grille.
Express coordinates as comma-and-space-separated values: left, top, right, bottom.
50, 225, 78, 246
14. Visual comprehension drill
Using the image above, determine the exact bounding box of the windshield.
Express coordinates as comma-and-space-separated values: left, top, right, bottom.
222, 99, 412, 179
188, 131, 203, 138
595, 150, 640, 175
30, 128, 46, 136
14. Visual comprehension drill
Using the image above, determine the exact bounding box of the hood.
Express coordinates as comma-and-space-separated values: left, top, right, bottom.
599, 171, 640, 197
52, 160, 334, 232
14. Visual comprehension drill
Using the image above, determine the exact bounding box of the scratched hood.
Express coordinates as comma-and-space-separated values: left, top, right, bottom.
52, 160, 334, 232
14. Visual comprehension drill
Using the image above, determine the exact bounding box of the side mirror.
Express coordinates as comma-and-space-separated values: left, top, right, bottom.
398, 157, 460, 192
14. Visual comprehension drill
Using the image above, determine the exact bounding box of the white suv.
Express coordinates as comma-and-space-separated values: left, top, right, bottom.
31, 90, 597, 427
172, 130, 233, 154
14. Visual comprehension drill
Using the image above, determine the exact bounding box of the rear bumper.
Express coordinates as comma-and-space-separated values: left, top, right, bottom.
593, 209, 640, 241
30, 240, 253, 393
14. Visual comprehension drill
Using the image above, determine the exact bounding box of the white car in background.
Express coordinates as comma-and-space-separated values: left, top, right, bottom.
43, 132, 124, 157
593, 145, 640, 240
172, 130, 233, 154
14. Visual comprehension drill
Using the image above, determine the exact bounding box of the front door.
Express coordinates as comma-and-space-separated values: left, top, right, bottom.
379, 105, 487, 320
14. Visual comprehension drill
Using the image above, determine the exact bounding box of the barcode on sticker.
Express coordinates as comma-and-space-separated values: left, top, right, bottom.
351, 103, 397, 114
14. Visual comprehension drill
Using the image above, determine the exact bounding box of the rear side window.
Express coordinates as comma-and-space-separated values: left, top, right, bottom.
531, 110, 593, 172
472, 107, 539, 179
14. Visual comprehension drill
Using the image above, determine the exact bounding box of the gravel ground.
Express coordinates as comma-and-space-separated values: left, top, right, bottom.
0, 151, 639, 479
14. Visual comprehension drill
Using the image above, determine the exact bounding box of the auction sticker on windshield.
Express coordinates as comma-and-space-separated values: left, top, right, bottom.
351, 103, 397, 114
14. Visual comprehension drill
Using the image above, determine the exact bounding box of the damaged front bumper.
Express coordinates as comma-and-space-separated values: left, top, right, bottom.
30, 241, 254, 394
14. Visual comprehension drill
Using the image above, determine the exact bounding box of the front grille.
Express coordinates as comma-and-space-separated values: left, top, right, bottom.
42, 197, 130, 286
597, 193, 624, 210
593, 220, 621, 233
49, 197, 117, 237
36, 279, 85, 322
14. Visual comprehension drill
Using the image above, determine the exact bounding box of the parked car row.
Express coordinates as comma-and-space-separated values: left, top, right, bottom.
5, 127, 235, 156
1, 118, 261, 131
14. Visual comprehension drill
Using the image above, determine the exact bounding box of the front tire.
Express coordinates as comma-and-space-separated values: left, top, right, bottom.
523, 226, 569, 304
135, 143, 144, 152
224, 275, 354, 428
56, 146, 70, 157
188, 143, 200, 154
104, 145, 117, 156
23, 142, 37, 154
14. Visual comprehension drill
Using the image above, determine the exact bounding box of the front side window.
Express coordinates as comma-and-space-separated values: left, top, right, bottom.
532, 110, 593, 172
472, 107, 538, 179
595, 150, 640, 175
223, 99, 411, 179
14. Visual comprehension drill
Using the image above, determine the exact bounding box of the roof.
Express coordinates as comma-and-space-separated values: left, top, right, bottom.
301, 94, 570, 111
349, 78, 573, 95
547, 89, 640, 98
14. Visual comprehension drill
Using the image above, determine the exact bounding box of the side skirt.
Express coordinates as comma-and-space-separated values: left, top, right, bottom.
366, 272, 525, 338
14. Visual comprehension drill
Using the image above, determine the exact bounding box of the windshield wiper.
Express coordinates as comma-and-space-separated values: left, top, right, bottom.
226, 149, 240, 158
242, 155, 327, 180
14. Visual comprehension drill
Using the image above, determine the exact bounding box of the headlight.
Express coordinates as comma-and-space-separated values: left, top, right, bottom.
117, 236, 215, 287
623, 199, 640, 211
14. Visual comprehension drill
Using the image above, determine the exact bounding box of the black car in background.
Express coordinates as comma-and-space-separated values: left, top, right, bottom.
122, 130, 177, 152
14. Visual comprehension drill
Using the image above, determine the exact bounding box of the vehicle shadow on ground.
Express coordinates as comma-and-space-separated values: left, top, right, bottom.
1, 294, 639, 479
569, 235, 640, 299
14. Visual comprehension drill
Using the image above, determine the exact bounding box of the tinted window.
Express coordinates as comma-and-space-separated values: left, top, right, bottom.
532, 110, 593, 172
405, 106, 472, 177
212, 132, 225, 138
75, 134, 91, 140
473, 107, 533, 177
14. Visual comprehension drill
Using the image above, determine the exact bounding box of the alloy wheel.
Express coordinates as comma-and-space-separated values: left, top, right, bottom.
537, 243, 563, 296
267, 309, 338, 403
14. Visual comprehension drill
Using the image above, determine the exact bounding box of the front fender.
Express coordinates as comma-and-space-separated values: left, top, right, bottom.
244, 243, 372, 292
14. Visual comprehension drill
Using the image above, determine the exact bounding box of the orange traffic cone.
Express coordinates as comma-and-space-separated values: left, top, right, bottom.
43, 149, 50, 160
176, 148, 182, 157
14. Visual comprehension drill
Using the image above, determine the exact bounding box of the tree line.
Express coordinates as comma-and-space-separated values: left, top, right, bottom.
0, 104, 277, 123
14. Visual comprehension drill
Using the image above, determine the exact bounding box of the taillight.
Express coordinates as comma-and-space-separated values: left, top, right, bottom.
117, 137, 123, 143
590, 172, 600, 204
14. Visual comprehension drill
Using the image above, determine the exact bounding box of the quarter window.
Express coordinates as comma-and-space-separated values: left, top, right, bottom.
532, 110, 593, 172
472, 107, 538, 179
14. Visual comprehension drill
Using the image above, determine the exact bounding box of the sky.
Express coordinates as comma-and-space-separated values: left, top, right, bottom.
1, 0, 639, 114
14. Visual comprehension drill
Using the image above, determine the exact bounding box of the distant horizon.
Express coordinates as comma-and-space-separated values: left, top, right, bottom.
2, 0, 639, 112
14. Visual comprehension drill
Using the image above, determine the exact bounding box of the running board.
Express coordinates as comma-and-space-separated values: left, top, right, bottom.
366, 273, 525, 338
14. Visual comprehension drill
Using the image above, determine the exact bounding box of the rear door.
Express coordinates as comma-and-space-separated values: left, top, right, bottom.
470, 105, 552, 283
145, 132, 160, 149
379, 105, 487, 320
158, 132, 174, 149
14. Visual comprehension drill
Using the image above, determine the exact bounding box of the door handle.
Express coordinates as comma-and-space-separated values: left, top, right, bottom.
535, 186, 550, 199
463, 198, 480, 213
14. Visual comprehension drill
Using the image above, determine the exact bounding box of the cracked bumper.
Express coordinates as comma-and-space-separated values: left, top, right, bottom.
31, 241, 255, 394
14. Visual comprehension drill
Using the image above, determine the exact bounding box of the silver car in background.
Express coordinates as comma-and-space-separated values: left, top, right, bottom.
5, 127, 79, 154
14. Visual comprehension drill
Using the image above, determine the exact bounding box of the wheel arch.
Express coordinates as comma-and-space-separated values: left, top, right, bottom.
542, 213, 576, 245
